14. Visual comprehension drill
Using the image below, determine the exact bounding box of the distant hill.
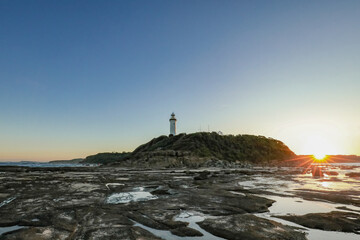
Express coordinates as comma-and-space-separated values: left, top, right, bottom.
90, 132, 296, 167
54, 133, 360, 167
82, 152, 130, 164
133, 132, 294, 160
327, 155, 360, 162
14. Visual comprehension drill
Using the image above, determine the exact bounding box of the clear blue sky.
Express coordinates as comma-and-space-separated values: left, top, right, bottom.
1, 0, 359, 161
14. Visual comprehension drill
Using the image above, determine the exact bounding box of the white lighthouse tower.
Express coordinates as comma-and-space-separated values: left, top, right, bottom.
169, 112, 177, 136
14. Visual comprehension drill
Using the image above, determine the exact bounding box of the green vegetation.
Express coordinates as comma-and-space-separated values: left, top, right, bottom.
83, 132, 295, 165
133, 132, 295, 163
49, 158, 83, 164
83, 152, 130, 164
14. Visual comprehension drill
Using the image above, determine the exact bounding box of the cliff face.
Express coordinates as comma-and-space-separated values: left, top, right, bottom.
125, 132, 295, 167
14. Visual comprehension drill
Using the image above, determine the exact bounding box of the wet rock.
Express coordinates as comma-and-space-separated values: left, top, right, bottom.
197, 214, 307, 240
339, 165, 358, 170
129, 226, 163, 240
74, 208, 133, 227
0, 220, 20, 228
170, 226, 203, 237
194, 171, 211, 180
83, 226, 162, 240
151, 189, 171, 195
326, 177, 341, 182
126, 212, 170, 230
345, 172, 360, 178
278, 211, 360, 234
161, 220, 188, 229
336, 206, 360, 213
133, 210, 188, 230
1, 164, 358, 239
97, 212, 133, 225
312, 166, 324, 177
295, 190, 360, 207
51, 212, 77, 232
186, 189, 275, 215
1, 227, 70, 240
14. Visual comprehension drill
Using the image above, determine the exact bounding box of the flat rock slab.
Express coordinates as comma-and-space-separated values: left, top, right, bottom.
278, 211, 360, 234
0, 166, 330, 239
294, 190, 360, 207
0, 226, 162, 240
197, 214, 307, 240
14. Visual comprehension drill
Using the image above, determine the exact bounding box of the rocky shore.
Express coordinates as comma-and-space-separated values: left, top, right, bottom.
0, 164, 359, 239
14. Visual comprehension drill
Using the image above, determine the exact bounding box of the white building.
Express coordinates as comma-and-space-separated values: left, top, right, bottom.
169, 112, 177, 136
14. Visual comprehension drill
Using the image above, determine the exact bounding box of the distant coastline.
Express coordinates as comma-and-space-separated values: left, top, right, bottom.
0, 161, 92, 168
298, 155, 360, 163
49, 158, 84, 164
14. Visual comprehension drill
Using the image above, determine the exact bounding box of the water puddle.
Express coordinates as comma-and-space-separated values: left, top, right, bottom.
116, 177, 129, 181
133, 211, 224, 240
258, 195, 360, 215
238, 163, 360, 240
134, 221, 185, 240
175, 211, 225, 240
105, 183, 125, 190
0, 196, 16, 208
53, 197, 66, 202
295, 174, 360, 192
237, 176, 296, 195
0, 225, 25, 236
173, 176, 193, 179
106, 187, 158, 204
256, 213, 359, 240
229, 191, 246, 196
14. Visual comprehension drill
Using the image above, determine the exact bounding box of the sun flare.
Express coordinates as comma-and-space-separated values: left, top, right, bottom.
301, 134, 338, 159
313, 153, 326, 160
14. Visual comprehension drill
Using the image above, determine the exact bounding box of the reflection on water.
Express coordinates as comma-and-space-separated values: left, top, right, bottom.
259, 195, 348, 215
106, 187, 158, 204
175, 212, 225, 240
256, 213, 360, 240
133, 211, 224, 240
237, 163, 360, 199
0, 197, 16, 208
238, 163, 360, 240
0, 226, 25, 236
295, 163, 360, 192
321, 181, 331, 188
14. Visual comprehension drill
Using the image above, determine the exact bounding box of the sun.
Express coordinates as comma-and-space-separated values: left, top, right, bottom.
301, 134, 336, 160
313, 153, 326, 160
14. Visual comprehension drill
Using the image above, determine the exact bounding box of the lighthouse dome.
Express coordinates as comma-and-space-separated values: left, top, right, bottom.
170, 112, 176, 120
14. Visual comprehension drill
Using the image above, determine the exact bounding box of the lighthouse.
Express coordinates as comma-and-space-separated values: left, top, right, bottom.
169, 112, 177, 136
